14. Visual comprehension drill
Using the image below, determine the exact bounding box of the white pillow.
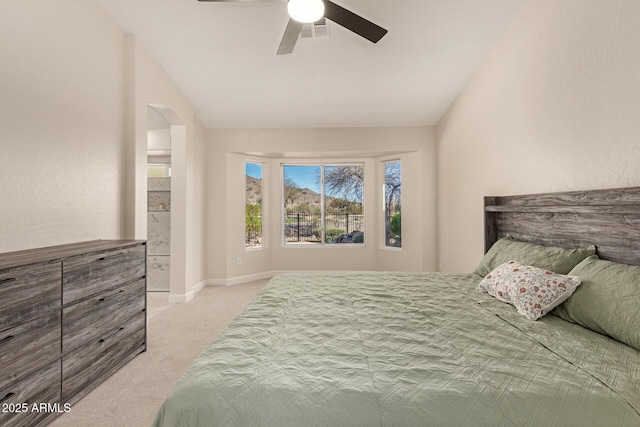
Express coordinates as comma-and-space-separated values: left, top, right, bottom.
477, 261, 581, 321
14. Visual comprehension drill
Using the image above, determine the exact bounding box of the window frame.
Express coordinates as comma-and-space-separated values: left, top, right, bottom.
380, 158, 402, 251
245, 160, 266, 251
281, 161, 366, 248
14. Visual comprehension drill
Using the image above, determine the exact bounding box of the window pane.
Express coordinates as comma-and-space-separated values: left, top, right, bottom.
384, 161, 401, 247
283, 164, 365, 246
283, 165, 322, 244
324, 165, 364, 244
246, 162, 263, 248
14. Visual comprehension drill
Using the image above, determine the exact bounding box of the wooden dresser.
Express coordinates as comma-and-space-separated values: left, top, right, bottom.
0, 240, 146, 427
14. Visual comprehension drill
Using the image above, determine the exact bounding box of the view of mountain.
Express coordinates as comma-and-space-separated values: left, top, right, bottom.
246, 176, 263, 205
247, 176, 326, 209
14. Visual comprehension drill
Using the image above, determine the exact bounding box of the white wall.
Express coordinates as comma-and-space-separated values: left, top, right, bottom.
205, 138, 229, 282
436, 0, 640, 273
147, 129, 171, 151
13, 0, 636, 293
0, 1, 207, 303
207, 127, 437, 283
126, 37, 208, 301
0, 0, 126, 252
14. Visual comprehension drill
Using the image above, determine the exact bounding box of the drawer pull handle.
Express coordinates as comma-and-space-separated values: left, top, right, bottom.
0, 277, 16, 285
0, 392, 15, 404
99, 289, 125, 302
99, 327, 124, 343
0, 335, 16, 346
98, 253, 125, 261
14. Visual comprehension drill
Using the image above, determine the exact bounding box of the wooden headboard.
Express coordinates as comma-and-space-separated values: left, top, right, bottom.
484, 187, 640, 266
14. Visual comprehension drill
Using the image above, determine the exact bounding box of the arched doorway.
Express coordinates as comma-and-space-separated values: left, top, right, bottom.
144, 104, 187, 301
147, 107, 171, 291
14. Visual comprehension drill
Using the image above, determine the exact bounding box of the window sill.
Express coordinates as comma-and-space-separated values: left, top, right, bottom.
282, 244, 366, 249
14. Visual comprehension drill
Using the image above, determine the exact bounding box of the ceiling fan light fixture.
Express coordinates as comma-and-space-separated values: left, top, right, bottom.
287, 0, 325, 24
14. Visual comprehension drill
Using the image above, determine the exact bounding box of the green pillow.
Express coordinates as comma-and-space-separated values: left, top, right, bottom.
475, 236, 595, 277
553, 255, 640, 351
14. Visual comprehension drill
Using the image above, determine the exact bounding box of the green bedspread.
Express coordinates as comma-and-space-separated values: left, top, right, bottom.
153, 272, 640, 426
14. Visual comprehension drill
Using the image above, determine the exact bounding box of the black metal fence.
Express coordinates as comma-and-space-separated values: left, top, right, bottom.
284, 213, 364, 243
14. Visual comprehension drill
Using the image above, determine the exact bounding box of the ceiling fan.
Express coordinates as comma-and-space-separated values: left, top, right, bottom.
197, 0, 388, 55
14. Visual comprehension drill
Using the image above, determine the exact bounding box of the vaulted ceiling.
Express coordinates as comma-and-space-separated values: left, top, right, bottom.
96, 0, 524, 128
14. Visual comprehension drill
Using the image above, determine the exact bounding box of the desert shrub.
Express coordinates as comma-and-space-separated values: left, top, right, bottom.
245, 203, 262, 242
387, 212, 401, 247
324, 227, 346, 243
390, 212, 401, 236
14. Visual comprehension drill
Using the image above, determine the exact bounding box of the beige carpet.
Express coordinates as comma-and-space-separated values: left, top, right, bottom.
50, 280, 269, 427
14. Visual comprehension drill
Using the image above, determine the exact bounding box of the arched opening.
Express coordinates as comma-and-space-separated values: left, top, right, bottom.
144, 104, 187, 302
146, 107, 171, 292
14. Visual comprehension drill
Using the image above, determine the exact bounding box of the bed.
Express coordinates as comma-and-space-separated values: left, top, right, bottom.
153, 187, 640, 427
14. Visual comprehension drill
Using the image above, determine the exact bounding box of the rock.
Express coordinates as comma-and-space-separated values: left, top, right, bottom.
333, 230, 363, 244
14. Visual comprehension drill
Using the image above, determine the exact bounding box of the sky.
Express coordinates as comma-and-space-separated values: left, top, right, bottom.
246, 163, 320, 192
247, 163, 365, 200
245, 162, 263, 180
283, 165, 321, 192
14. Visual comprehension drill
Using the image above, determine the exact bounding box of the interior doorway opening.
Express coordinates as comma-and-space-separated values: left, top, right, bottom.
146, 106, 171, 292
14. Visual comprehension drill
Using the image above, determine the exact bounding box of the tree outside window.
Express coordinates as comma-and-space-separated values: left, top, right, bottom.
384, 161, 401, 247
246, 162, 263, 248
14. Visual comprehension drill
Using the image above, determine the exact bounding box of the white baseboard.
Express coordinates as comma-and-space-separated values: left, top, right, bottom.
207, 271, 280, 287
167, 279, 207, 303
166, 272, 283, 303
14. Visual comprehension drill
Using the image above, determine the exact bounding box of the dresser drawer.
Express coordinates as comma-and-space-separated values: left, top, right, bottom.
0, 360, 61, 427
62, 244, 145, 305
62, 312, 146, 402
62, 278, 145, 353
0, 311, 61, 390
0, 262, 61, 332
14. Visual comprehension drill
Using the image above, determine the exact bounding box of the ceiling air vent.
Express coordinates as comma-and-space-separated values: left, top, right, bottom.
301, 18, 330, 39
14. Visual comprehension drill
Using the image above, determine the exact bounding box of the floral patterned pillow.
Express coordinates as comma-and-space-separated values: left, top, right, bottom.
477, 261, 582, 321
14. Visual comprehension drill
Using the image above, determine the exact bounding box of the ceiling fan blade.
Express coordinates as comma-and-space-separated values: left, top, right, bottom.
277, 18, 303, 55
323, 0, 387, 43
